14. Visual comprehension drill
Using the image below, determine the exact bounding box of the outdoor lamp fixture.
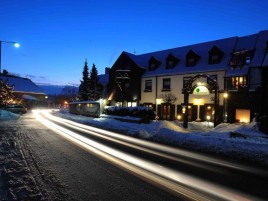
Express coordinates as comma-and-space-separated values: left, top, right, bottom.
0, 40, 20, 75
223, 92, 228, 123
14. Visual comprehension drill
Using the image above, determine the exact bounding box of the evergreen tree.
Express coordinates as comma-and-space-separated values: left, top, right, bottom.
78, 60, 90, 100
89, 64, 103, 100
0, 79, 14, 106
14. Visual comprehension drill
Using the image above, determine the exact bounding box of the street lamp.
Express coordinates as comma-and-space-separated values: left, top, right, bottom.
0, 40, 20, 75
223, 92, 228, 123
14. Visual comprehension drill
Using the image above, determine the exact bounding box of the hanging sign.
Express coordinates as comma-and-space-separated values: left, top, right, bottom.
193, 85, 209, 95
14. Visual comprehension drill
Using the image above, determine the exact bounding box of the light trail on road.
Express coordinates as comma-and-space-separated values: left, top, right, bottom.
32, 109, 263, 201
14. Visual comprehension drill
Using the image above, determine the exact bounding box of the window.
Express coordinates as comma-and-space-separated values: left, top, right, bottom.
208, 46, 224, 64
166, 53, 179, 69
186, 50, 200, 67
162, 78, 171, 91
230, 49, 255, 67
167, 60, 174, 68
187, 58, 196, 66
149, 57, 161, 71
207, 75, 217, 86
231, 76, 247, 89
183, 77, 191, 88
125, 82, 130, 89
144, 80, 152, 92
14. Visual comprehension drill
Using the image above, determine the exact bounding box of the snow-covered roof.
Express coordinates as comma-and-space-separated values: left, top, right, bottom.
122, 30, 268, 77
124, 37, 238, 77
0, 74, 45, 94
225, 31, 268, 76
254, 30, 268, 67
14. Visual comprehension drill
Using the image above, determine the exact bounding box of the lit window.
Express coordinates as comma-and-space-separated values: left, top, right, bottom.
231, 76, 247, 89
236, 109, 250, 123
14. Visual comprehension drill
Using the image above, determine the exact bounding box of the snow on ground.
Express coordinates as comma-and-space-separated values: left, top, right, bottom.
0, 108, 268, 200
55, 109, 268, 166
0, 113, 44, 200
0, 110, 20, 121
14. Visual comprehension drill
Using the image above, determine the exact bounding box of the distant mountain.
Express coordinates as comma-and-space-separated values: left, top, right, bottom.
37, 84, 65, 95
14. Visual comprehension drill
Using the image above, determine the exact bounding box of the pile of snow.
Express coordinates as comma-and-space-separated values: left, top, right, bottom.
0, 110, 20, 121
55, 109, 268, 166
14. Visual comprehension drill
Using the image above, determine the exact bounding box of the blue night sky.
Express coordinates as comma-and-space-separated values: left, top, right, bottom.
0, 0, 268, 86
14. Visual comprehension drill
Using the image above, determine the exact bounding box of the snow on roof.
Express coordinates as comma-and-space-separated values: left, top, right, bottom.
225, 66, 249, 77
225, 31, 268, 76
0, 74, 45, 94
254, 30, 268, 67
123, 30, 268, 77
125, 37, 238, 77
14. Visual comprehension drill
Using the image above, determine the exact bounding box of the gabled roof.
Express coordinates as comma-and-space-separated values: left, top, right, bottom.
253, 31, 268, 67
124, 36, 238, 77
122, 30, 268, 78
225, 31, 268, 77
0, 74, 45, 94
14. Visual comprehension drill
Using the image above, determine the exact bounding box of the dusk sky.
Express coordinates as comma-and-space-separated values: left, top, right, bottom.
1, 0, 268, 86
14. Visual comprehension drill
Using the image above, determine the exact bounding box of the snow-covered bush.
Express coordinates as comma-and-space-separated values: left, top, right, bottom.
103, 106, 156, 121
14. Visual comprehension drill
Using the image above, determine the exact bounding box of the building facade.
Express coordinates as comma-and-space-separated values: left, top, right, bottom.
108, 30, 268, 125
0, 74, 47, 108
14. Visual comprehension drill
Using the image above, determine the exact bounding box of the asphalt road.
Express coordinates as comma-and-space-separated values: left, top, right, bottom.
10, 112, 180, 201
2, 110, 268, 201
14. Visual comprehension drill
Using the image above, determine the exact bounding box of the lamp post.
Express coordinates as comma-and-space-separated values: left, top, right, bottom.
0, 40, 20, 76
223, 92, 228, 123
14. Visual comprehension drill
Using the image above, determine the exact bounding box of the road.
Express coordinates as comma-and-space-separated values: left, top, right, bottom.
1, 111, 183, 201
1, 110, 268, 201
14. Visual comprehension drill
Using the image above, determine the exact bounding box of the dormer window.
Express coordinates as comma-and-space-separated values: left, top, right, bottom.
149, 57, 161, 71
229, 49, 255, 67
209, 46, 224, 64
166, 53, 179, 69
186, 50, 200, 67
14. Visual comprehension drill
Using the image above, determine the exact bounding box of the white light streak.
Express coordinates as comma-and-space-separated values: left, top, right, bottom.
32, 109, 261, 201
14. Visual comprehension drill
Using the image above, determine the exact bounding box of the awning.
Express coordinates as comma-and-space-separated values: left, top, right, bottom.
22, 94, 39, 101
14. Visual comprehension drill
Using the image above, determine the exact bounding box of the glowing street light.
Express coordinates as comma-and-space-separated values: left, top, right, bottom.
223, 92, 228, 123
0, 40, 20, 75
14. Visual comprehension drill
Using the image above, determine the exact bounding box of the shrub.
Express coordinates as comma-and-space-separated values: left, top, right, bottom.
103, 106, 156, 120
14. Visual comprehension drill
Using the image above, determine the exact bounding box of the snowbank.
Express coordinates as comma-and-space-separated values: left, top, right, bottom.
0, 110, 20, 121
55, 109, 268, 166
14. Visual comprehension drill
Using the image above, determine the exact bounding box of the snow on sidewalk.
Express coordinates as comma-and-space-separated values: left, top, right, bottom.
0, 122, 45, 201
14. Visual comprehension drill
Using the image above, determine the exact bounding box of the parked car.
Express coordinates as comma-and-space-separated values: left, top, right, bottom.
4, 104, 27, 114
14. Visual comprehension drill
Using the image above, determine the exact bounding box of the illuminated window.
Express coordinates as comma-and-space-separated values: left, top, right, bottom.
128, 102, 137, 107
236, 109, 250, 123
231, 76, 247, 89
